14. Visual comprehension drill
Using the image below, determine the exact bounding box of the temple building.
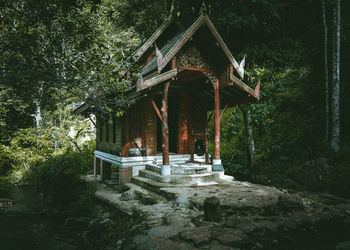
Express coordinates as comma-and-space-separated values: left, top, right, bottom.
76, 10, 260, 188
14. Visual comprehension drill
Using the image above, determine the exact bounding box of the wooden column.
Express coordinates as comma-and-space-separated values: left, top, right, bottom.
213, 78, 224, 171
100, 160, 104, 181
214, 78, 220, 160
94, 157, 101, 177
161, 81, 170, 166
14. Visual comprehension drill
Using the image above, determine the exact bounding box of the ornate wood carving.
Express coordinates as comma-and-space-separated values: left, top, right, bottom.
177, 45, 217, 84
203, 72, 216, 85
177, 46, 210, 69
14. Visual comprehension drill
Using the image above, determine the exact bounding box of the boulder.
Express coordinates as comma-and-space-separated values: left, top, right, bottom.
204, 196, 221, 222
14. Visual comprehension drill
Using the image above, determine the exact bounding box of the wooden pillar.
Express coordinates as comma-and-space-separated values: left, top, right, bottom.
161, 81, 170, 166
100, 160, 104, 181
214, 78, 220, 160
94, 157, 101, 177
213, 78, 224, 171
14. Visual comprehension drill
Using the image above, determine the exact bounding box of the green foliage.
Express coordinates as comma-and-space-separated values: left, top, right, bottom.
0, 0, 349, 200
0, 176, 11, 196
2, 105, 95, 185
35, 150, 93, 211
0, 145, 12, 176
0, 0, 142, 144
326, 147, 350, 198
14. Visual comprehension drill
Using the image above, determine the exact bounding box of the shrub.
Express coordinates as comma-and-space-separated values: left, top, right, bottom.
0, 176, 11, 196
35, 150, 93, 211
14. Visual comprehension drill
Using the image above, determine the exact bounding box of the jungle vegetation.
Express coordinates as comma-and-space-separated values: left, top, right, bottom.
0, 0, 349, 200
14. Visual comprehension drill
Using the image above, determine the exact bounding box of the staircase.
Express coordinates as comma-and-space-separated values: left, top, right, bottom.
132, 163, 224, 191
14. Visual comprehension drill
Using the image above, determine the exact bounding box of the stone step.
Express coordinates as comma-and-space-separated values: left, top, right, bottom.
131, 176, 180, 200
146, 163, 210, 175
123, 182, 168, 203
138, 169, 219, 185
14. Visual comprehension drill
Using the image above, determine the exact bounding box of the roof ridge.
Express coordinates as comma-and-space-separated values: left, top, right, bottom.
156, 14, 243, 78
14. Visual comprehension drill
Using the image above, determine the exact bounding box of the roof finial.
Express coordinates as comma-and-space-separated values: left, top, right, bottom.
200, 1, 208, 15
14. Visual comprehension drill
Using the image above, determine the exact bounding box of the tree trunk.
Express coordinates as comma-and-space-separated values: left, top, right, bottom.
321, 0, 329, 143
330, 0, 341, 152
240, 106, 256, 180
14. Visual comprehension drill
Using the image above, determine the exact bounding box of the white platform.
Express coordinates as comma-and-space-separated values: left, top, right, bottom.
94, 150, 207, 176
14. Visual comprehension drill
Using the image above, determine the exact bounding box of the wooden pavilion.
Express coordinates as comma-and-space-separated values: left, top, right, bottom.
77, 11, 260, 186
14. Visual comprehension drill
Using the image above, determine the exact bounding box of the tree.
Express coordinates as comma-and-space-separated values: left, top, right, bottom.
330, 0, 341, 151
240, 106, 256, 180
0, 0, 141, 143
321, 0, 329, 143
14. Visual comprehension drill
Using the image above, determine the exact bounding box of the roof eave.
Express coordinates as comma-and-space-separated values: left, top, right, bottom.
133, 14, 174, 62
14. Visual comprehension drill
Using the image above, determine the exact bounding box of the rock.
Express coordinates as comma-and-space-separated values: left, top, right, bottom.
175, 196, 190, 208
237, 222, 257, 234
180, 227, 212, 246
336, 241, 350, 250
4, 204, 29, 214
0, 198, 13, 203
0, 198, 13, 211
204, 196, 221, 222
209, 241, 239, 250
127, 236, 195, 250
276, 195, 304, 212
212, 228, 246, 247
224, 215, 240, 228
148, 225, 182, 239
120, 189, 136, 201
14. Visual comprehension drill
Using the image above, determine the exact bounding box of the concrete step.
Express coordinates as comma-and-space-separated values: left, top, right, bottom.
146, 163, 210, 175
104, 179, 119, 186
131, 176, 219, 199
171, 166, 208, 175
138, 169, 219, 185
145, 164, 161, 174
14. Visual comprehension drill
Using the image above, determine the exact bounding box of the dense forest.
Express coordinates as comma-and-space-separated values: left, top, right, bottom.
0, 0, 350, 201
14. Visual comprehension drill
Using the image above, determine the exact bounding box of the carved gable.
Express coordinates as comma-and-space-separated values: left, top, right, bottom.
177, 45, 210, 69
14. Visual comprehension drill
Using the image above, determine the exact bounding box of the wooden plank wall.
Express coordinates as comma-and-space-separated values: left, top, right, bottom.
121, 113, 130, 156
143, 97, 157, 156
96, 116, 122, 155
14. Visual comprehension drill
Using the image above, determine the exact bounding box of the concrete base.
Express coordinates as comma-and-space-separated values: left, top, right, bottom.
93, 150, 223, 186
212, 159, 224, 172
161, 165, 171, 176
94, 150, 206, 176
212, 164, 224, 172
